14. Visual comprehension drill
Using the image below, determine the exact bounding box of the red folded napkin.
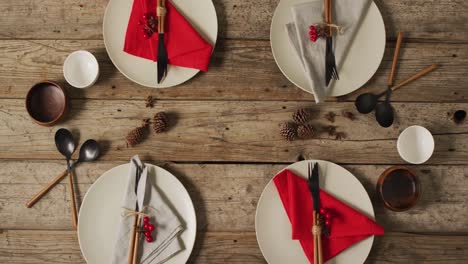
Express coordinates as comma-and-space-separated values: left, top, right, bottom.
274, 169, 384, 263
124, 0, 213, 71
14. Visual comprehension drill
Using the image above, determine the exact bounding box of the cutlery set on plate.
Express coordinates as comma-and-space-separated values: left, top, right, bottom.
308, 163, 323, 264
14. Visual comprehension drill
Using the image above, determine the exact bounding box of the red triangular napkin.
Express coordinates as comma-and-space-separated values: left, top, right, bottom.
273, 169, 384, 263
124, 0, 213, 71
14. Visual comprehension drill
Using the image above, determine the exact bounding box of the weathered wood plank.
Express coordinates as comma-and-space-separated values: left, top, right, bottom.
1, 230, 467, 264
0, 0, 467, 42
0, 99, 467, 163
1, 161, 467, 232
0, 40, 464, 102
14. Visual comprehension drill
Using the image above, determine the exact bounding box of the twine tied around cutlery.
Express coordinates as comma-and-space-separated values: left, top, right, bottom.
315, 22, 345, 35
312, 225, 322, 235
121, 206, 155, 218
157, 6, 167, 16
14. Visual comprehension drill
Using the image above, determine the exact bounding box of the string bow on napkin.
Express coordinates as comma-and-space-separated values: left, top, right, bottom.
274, 169, 384, 263
124, 0, 213, 71
286, 0, 371, 102
112, 156, 184, 264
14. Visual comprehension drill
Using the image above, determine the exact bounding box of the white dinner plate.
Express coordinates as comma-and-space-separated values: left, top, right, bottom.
271, 0, 386, 97
103, 0, 218, 88
78, 163, 196, 264
255, 160, 375, 263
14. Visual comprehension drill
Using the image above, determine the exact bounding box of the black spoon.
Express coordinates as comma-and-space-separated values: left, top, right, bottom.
375, 90, 394, 128
72, 139, 101, 168
374, 64, 439, 127
355, 90, 387, 114
355, 32, 404, 114
54, 128, 78, 228
25, 138, 100, 208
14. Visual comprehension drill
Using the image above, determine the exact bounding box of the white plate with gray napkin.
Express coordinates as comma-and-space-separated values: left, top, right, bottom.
271, 0, 386, 101
78, 157, 196, 263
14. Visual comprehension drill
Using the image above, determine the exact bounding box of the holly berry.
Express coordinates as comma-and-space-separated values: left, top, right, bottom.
144, 223, 150, 230
143, 216, 150, 223
325, 212, 332, 219
325, 220, 331, 226
148, 224, 155, 231
144, 231, 151, 237
146, 236, 154, 242
319, 208, 326, 215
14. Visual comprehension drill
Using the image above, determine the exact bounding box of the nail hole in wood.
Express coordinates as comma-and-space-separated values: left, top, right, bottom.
453, 110, 466, 124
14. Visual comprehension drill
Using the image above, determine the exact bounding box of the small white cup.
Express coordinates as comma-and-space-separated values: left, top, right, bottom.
397, 125, 435, 164
63, 50, 99, 88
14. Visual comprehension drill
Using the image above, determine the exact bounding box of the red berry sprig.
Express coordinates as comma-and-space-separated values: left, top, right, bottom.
318, 208, 332, 236
141, 216, 156, 242
309, 25, 318, 42
308, 25, 327, 43
139, 13, 158, 39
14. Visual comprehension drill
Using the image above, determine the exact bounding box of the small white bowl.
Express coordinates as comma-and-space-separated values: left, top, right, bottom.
63, 50, 99, 88
397, 126, 435, 164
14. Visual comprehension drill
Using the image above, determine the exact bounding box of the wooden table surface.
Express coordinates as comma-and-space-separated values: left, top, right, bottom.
1, 0, 468, 263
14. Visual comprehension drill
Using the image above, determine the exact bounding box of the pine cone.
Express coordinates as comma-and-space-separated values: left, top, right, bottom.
280, 122, 298, 141
297, 124, 315, 139
293, 108, 312, 124
126, 126, 146, 147
153, 112, 168, 133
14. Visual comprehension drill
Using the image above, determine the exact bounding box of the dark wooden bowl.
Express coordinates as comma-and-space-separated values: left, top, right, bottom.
376, 166, 421, 212
25, 81, 68, 126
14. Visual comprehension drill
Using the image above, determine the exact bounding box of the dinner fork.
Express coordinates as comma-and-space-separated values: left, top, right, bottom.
325, 0, 339, 86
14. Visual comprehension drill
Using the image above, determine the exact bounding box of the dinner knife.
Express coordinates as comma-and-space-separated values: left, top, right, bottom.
157, 0, 168, 84
309, 163, 323, 264
311, 163, 321, 213
132, 164, 148, 264
128, 159, 142, 264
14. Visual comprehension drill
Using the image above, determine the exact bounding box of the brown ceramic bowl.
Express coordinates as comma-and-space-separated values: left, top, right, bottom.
25, 81, 68, 126
376, 166, 421, 212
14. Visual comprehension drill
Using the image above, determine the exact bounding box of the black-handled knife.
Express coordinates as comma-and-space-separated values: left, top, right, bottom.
308, 162, 321, 212
157, 0, 168, 84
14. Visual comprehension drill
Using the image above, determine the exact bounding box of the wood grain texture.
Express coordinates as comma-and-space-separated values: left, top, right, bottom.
0, 0, 467, 42
0, 40, 465, 102
1, 161, 468, 232
1, 99, 468, 163
1, 230, 468, 264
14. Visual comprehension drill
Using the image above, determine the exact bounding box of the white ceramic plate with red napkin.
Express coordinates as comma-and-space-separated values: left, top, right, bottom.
255, 160, 383, 263
103, 0, 218, 88
271, 0, 385, 98
78, 162, 196, 263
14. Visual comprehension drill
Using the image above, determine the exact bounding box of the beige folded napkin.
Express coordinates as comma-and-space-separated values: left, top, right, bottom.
112, 156, 184, 264
286, 0, 371, 102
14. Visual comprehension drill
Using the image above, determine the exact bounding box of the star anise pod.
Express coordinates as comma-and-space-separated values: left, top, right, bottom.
145, 95, 155, 108
342, 111, 355, 121
324, 112, 336, 123
335, 132, 346, 140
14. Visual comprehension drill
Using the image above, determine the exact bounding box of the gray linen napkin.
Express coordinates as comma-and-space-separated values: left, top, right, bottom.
112, 156, 184, 264
286, 0, 371, 102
